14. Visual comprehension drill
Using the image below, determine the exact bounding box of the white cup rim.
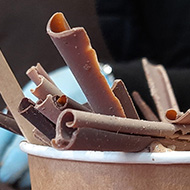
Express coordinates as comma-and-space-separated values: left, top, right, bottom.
20, 141, 190, 165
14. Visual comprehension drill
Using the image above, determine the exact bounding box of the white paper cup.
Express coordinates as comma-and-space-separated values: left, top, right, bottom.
20, 141, 190, 190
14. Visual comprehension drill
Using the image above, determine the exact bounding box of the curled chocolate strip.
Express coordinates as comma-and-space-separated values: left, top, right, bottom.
52, 109, 190, 151
27, 63, 56, 85
111, 79, 139, 119
47, 12, 125, 117
34, 94, 90, 124
0, 112, 22, 135
166, 109, 190, 124
60, 109, 190, 138
31, 76, 63, 100
142, 58, 179, 122
132, 91, 159, 121
18, 98, 56, 140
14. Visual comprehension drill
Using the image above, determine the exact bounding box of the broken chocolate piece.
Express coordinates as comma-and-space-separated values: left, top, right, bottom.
112, 79, 139, 119
46, 12, 125, 117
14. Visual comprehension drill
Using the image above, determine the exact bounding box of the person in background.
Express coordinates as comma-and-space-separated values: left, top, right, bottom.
1, 0, 190, 189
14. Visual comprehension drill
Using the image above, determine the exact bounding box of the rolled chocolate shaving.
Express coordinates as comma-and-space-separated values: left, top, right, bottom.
46, 12, 125, 117
18, 98, 56, 140
27, 63, 56, 85
52, 109, 190, 151
54, 95, 91, 112
111, 79, 139, 119
35, 94, 90, 124
142, 58, 179, 122
166, 109, 190, 124
0, 112, 22, 135
61, 109, 190, 138
132, 91, 159, 121
31, 75, 63, 100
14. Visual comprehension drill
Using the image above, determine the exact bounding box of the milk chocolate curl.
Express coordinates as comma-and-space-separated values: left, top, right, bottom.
27, 63, 55, 85
52, 110, 153, 151
52, 109, 190, 151
47, 12, 125, 117
166, 109, 190, 124
31, 75, 63, 100
35, 94, 90, 123
142, 58, 179, 122
18, 98, 55, 140
0, 51, 41, 144
58, 109, 190, 138
0, 112, 22, 135
111, 79, 139, 119
132, 91, 159, 121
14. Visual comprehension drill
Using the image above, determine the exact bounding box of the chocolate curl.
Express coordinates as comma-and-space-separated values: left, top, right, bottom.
18, 98, 56, 140
142, 58, 179, 122
111, 79, 139, 119
132, 91, 159, 121
31, 75, 63, 100
26, 63, 56, 86
0, 112, 22, 135
57, 109, 190, 138
0, 51, 41, 144
166, 109, 190, 124
46, 12, 125, 117
34, 94, 90, 124
52, 109, 190, 151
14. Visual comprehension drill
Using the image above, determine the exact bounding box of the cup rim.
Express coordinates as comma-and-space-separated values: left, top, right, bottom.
20, 141, 190, 165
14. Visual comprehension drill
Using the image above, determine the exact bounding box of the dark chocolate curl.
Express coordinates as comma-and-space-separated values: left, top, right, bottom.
112, 79, 139, 119
47, 12, 125, 117
18, 98, 56, 140
0, 112, 22, 135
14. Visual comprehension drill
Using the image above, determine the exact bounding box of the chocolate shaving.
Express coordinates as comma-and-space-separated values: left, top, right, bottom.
132, 91, 159, 121
46, 12, 125, 117
111, 79, 139, 119
0, 111, 22, 135
27, 63, 56, 85
52, 109, 190, 151
166, 109, 190, 124
142, 58, 179, 122
18, 98, 56, 140
31, 76, 63, 100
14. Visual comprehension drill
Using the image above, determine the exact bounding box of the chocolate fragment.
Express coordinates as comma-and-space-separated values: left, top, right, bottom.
142, 58, 179, 122
46, 12, 125, 117
18, 98, 56, 140
112, 79, 139, 119
132, 91, 159, 121
0, 111, 22, 135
